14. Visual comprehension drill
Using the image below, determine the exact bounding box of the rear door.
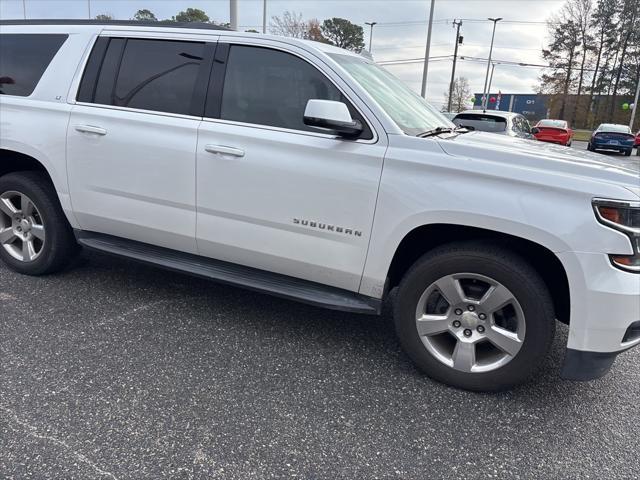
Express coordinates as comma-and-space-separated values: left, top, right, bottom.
67, 34, 216, 253
195, 42, 387, 291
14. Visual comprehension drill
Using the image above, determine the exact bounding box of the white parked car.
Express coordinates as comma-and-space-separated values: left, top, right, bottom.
452, 110, 536, 140
1, 20, 639, 391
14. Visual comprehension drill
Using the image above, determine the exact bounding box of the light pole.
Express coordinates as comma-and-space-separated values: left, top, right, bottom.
447, 19, 463, 112
630, 75, 640, 130
420, 0, 436, 98
230, 0, 238, 31
365, 22, 377, 53
22, 0, 26, 19
87, 0, 91, 19
481, 17, 502, 111
262, 0, 267, 34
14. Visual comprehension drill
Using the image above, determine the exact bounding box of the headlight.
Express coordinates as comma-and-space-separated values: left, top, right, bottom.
593, 198, 640, 272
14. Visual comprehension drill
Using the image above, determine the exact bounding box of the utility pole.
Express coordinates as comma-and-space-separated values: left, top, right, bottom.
481, 17, 502, 111
262, 0, 267, 34
87, 0, 91, 19
630, 74, 640, 130
420, 0, 436, 98
230, 0, 238, 31
365, 22, 377, 53
22, 0, 26, 19
447, 19, 463, 112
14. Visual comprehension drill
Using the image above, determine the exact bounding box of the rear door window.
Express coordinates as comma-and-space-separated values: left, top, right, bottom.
80, 38, 206, 116
0, 33, 68, 96
452, 114, 507, 133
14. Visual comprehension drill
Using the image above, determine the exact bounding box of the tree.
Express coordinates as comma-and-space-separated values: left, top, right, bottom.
269, 11, 307, 38
133, 9, 157, 22
307, 19, 328, 43
321, 18, 365, 52
173, 8, 210, 23
443, 77, 472, 113
606, 0, 639, 119
562, 0, 593, 125
541, 15, 581, 119
94, 14, 113, 21
587, 0, 618, 126
539, 0, 640, 127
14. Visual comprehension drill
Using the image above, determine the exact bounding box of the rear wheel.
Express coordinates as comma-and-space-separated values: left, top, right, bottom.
0, 171, 78, 275
624, 149, 632, 156
394, 242, 555, 391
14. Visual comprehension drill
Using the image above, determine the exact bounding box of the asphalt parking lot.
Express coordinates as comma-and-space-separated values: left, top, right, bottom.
1, 251, 640, 479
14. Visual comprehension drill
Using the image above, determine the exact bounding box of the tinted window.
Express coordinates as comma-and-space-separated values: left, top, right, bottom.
87, 38, 204, 115
538, 119, 567, 129
0, 34, 67, 96
452, 114, 507, 133
598, 124, 632, 134
220, 45, 371, 137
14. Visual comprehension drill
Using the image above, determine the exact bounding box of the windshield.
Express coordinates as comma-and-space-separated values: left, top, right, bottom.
329, 53, 453, 136
598, 124, 632, 134
537, 119, 567, 129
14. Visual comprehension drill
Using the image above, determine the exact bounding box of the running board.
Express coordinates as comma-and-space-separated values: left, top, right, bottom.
76, 231, 381, 315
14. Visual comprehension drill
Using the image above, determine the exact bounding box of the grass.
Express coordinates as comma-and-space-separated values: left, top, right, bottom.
573, 130, 593, 142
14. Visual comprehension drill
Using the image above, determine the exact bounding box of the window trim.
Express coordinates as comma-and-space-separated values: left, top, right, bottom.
75, 35, 215, 118
203, 42, 378, 144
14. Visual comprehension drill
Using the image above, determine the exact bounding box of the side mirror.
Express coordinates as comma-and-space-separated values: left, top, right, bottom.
531, 127, 540, 135
303, 99, 363, 138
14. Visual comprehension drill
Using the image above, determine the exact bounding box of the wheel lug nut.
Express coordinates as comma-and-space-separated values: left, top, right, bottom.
479, 313, 487, 320
454, 308, 463, 316
477, 326, 485, 333
463, 329, 472, 337
468, 305, 476, 312
453, 320, 461, 328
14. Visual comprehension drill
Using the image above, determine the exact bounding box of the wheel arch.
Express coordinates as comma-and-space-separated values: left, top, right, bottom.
0, 148, 78, 228
385, 223, 571, 324
0, 148, 56, 187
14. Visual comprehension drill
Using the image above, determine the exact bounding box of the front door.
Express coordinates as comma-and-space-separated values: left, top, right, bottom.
196, 43, 387, 291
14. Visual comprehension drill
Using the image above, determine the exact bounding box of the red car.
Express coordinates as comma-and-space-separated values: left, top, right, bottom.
635, 130, 640, 147
532, 119, 574, 146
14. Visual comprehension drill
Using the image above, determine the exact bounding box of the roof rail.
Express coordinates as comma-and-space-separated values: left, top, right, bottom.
0, 19, 231, 31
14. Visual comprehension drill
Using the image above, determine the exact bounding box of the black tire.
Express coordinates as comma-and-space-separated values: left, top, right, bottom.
0, 171, 78, 275
587, 143, 593, 151
394, 241, 556, 392
624, 149, 632, 157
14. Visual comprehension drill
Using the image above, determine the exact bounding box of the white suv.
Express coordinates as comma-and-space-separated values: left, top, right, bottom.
1, 20, 639, 391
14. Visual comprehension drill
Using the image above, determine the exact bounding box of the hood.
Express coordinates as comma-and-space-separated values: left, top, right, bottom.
437, 131, 639, 189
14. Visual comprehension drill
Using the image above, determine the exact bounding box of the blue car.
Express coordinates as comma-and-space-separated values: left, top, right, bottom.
587, 123, 635, 156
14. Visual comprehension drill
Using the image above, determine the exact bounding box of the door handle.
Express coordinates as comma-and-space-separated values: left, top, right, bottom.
74, 125, 107, 136
204, 144, 245, 157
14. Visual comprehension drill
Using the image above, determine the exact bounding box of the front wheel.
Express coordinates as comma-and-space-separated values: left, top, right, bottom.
394, 242, 555, 391
624, 149, 632, 157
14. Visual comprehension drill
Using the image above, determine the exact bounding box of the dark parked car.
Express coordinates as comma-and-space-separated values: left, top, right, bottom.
588, 124, 635, 156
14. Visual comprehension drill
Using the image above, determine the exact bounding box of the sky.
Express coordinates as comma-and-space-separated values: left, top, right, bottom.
1, 0, 567, 109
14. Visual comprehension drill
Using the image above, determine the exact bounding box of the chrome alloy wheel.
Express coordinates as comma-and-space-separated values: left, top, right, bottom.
0, 191, 46, 262
415, 273, 526, 373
